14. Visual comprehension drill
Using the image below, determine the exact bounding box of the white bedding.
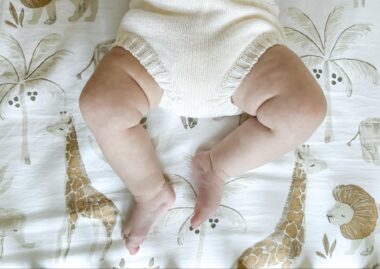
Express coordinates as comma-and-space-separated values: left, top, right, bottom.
0, 0, 379, 268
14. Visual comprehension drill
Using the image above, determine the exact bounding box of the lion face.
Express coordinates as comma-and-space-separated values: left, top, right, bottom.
326, 202, 354, 225
329, 185, 379, 240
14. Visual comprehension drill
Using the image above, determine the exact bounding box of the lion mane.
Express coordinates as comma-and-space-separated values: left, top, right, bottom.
333, 184, 378, 240
20, 0, 52, 9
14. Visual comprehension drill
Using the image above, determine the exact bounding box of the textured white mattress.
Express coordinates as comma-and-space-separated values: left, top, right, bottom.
0, 0, 379, 268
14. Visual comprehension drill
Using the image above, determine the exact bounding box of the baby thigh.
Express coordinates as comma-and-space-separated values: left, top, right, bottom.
79, 47, 166, 196
231, 45, 327, 140
79, 47, 163, 134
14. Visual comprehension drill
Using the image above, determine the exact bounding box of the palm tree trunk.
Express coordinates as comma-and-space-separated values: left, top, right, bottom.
195, 223, 206, 268
20, 84, 31, 164
323, 61, 334, 143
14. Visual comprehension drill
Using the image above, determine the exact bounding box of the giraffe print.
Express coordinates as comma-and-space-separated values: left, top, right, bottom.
236, 144, 327, 268
47, 111, 120, 261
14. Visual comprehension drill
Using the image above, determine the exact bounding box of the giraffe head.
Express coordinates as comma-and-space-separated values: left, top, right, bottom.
46, 111, 74, 137
295, 144, 327, 174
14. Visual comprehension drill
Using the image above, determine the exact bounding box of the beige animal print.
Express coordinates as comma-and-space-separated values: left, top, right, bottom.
20, 0, 99, 25
326, 185, 379, 256
353, 0, 365, 7
77, 39, 115, 79
236, 144, 327, 269
0, 166, 34, 259
347, 118, 380, 165
20, 0, 57, 25
47, 111, 119, 261
69, 0, 99, 22
0, 208, 35, 259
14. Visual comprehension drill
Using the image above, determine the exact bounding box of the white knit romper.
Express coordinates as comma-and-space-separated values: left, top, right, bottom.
113, 0, 286, 118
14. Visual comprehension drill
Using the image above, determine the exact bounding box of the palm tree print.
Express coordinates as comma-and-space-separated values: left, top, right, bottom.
284, 3, 379, 143
0, 31, 69, 164
154, 171, 248, 267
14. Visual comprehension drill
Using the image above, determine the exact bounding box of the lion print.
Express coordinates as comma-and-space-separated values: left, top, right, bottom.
326, 185, 379, 256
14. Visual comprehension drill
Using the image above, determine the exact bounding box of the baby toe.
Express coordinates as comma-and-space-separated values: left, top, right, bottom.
124, 234, 145, 255
191, 205, 213, 229
128, 246, 140, 255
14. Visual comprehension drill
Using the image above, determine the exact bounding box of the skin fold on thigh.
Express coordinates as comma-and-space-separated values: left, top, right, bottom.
231, 44, 322, 116
111, 47, 164, 111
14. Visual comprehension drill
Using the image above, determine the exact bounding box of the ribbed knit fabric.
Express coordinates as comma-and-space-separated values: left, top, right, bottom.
113, 0, 287, 118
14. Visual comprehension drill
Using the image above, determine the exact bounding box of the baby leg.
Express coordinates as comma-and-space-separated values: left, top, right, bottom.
191, 45, 327, 228
79, 47, 175, 255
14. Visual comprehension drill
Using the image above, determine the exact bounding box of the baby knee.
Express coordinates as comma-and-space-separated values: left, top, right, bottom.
79, 84, 144, 131
301, 84, 327, 126
79, 82, 102, 124
288, 85, 327, 139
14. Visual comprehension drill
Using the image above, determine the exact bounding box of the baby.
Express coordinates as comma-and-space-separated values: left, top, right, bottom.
79, 0, 327, 255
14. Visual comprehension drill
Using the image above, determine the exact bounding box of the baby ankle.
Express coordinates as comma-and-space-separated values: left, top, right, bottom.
133, 181, 167, 203
208, 151, 231, 182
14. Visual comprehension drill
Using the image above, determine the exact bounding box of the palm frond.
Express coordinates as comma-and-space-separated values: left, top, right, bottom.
167, 174, 197, 200
330, 24, 372, 57
324, 3, 347, 52
9, 2, 18, 25
24, 78, 65, 96
150, 207, 194, 235
0, 54, 19, 81
300, 55, 324, 69
177, 213, 193, 246
0, 84, 17, 120
332, 58, 380, 84
283, 27, 324, 56
285, 7, 324, 51
27, 33, 62, 75
215, 205, 247, 232
330, 61, 353, 97
0, 31, 26, 78
26, 50, 71, 80
223, 174, 256, 199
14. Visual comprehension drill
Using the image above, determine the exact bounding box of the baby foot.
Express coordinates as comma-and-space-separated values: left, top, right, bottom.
190, 151, 228, 229
122, 182, 175, 255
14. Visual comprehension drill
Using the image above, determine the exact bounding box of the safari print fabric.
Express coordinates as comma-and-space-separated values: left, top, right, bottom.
0, 0, 379, 268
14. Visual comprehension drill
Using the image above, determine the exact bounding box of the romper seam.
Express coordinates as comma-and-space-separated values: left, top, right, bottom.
217, 31, 287, 101
112, 30, 287, 118
112, 31, 177, 102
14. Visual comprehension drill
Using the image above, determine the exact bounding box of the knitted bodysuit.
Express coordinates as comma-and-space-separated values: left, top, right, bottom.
113, 0, 286, 118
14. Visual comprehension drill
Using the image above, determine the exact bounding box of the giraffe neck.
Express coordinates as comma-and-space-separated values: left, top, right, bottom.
65, 121, 90, 185
275, 160, 307, 230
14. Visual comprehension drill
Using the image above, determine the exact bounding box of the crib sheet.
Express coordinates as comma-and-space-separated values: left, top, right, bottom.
0, 0, 379, 268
